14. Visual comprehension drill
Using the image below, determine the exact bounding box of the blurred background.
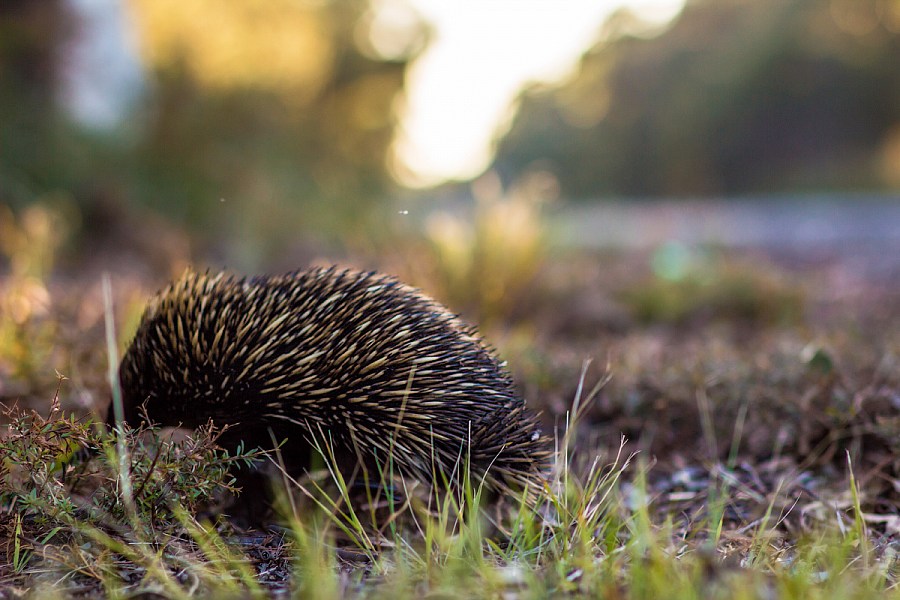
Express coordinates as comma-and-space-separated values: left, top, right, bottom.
3, 1, 900, 548
1, 0, 899, 429
2, 0, 898, 259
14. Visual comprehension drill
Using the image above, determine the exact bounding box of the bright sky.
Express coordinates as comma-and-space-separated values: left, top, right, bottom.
394, 0, 685, 187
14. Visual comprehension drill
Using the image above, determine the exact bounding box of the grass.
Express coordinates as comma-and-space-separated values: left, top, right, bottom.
1, 362, 897, 597
1, 205, 898, 596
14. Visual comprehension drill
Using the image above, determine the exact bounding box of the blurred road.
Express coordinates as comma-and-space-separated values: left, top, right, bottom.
552, 196, 900, 273
554, 196, 899, 249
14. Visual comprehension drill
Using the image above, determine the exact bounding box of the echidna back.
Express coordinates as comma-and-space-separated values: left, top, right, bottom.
116, 267, 548, 493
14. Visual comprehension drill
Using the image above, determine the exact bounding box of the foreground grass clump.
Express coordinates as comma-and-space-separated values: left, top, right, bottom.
2, 374, 899, 598
0, 391, 268, 596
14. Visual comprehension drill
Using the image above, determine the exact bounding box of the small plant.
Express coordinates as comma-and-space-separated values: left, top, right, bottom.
0, 379, 268, 594
1, 388, 261, 529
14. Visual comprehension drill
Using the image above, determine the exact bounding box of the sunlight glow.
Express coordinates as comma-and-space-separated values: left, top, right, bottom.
394, 0, 685, 187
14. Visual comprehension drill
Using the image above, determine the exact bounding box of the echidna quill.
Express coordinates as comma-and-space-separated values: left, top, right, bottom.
110, 267, 548, 494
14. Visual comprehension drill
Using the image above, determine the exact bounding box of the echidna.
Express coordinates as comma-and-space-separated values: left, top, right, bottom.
111, 267, 548, 494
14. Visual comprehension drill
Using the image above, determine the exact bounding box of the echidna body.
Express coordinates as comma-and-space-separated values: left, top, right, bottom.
115, 267, 548, 493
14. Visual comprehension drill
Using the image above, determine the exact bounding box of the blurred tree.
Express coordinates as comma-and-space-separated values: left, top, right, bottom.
0, 0, 80, 208
0, 0, 428, 264
491, 0, 900, 198
126, 0, 428, 254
